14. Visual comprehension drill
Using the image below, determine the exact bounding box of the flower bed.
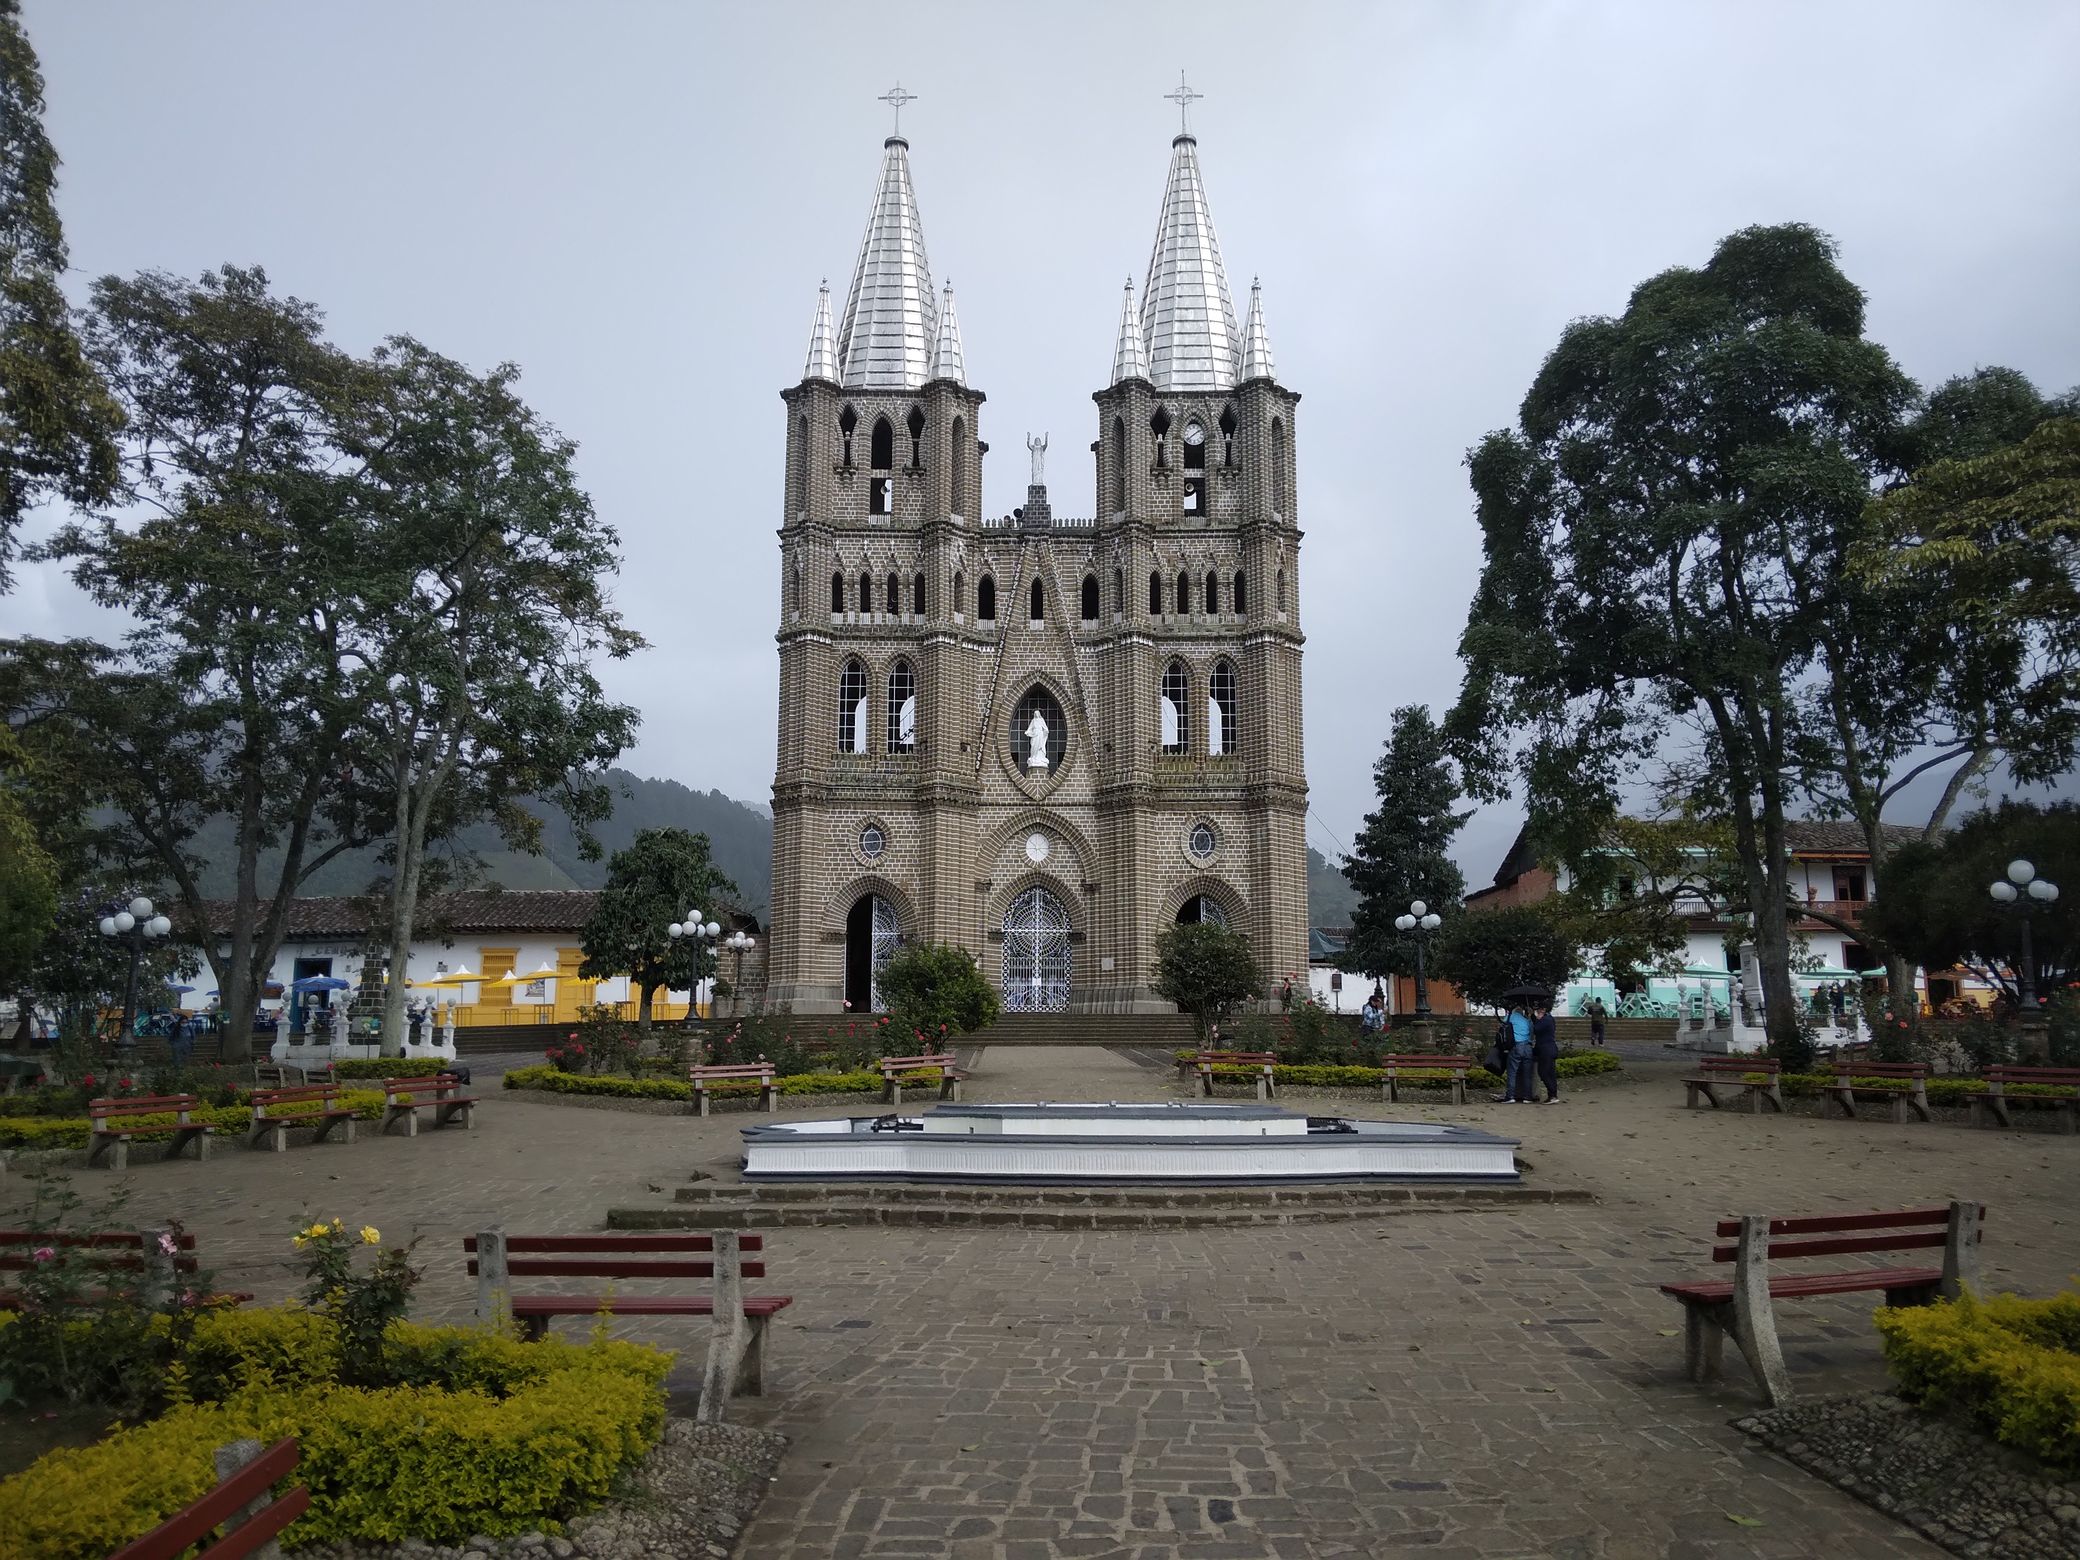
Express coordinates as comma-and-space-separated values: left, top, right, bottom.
502, 1064, 928, 1104
0, 1307, 671, 1556
1876, 1290, 2080, 1470
0, 1090, 391, 1151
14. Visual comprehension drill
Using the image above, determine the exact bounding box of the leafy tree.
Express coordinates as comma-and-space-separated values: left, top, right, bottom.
0, 0, 121, 589
1539, 815, 1729, 990
1151, 921, 1265, 1043
1861, 800, 2080, 1004
877, 941, 1000, 1048
0, 760, 55, 1005
1338, 705, 1467, 980
342, 339, 639, 1054
1447, 223, 1917, 1052
1430, 905, 1579, 1012
578, 828, 736, 1034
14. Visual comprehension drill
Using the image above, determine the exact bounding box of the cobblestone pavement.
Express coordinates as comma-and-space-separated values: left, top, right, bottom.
9, 1046, 2076, 1558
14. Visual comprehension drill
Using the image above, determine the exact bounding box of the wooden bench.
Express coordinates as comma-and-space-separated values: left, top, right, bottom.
1826, 1059, 1932, 1122
689, 1060, 777, 1116
109, 1435, 308, 1560
0, 1227, 250, 1310
252, 1063, 312, 1088
1378, 1054, 1471, 1105
878, 1051, 963, 1104
246, 1082, 359, 1152
467, 1230, 792, 1422
1682, 1055, 1785, 1113
89, 1093, 214, 1170
1197, 1050, 1277, 1101
1965, 1065, 2080, 1132
380, 1075, 477, 1136
1659, 1200, 1984, 1407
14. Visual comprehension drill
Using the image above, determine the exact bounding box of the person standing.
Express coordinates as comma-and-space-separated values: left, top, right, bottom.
1531, 1001, 1561, 1103
1586, 995, 1607, 1049
1494, 1005, 1536, 1103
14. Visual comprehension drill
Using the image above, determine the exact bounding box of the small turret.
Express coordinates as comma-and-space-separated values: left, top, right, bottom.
1110, 277, 1149, 385
931, 282, 967, 385
802, 281, 839, 384
1240, 278, 1275, 384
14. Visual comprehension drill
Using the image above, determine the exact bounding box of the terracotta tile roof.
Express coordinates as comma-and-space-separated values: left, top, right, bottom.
196, 890, 600, 941
1784, 821, 1924, 855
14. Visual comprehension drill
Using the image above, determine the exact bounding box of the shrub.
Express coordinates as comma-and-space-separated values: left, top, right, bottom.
0, 1090, 390, 1150
327, 1058, 450, 1080
1876, 1289, 2080, 1470
501, 1064, 895, 1102
878, 941, 1001, 1044
1195, 1050, 1624, 1091
291, 1219, 420, 1386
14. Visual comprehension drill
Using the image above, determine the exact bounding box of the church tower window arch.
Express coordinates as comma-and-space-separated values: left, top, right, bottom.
1219, 404, 1237, 466
912, 571, 926, 616
952, 570, 965, 617
1175, 570, 1191, 616
858, 571, 874, 614
885, 571, 900, 618
870, 415, 894, 470
838, 659, 868, 754
1161, 660, 1190, 754
1080, 573, 1099, 622
838, 404, 858, 467
1233, 571, 1247, 614
830, 572, 846, 614
1110, 416, 1127, 512
887, 659, 917, 754
1209, 660, 1238, 756
951, 416, 967, 513
1204, 570, 1220, 615
906, 405, 925, 467
1150, 406, 1171, 468
1271, 417, 1288, 511
794, 414, 809, 509
1030, 578, 1045, 622
1182, 417, 1206, 471
977, 574, 996, 622
1147, 571, 1163, 616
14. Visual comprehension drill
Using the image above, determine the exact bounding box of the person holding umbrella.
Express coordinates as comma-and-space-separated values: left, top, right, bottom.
1531, 999, 1561, 1103
1495, 985, 1549, 1104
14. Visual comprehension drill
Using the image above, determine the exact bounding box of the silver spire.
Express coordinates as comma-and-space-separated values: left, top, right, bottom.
802, 280, 839, 383
1111, 276, 1149, 384
1140, 131, 1240, 393
837, 136, 939, 390
1240, 277, 1275, 383
931, 282, 966, 385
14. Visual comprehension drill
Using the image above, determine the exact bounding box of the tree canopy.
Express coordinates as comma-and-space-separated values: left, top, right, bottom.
578, 828, 736, 1031
1338, 704, 1467, 980
1431, 906, 1579, 1012
1152, 921, 1265, 1042
877, 941, 1000, 1048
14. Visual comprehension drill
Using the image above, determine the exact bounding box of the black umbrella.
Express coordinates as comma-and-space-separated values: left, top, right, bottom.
1500, 984, 1553, 1004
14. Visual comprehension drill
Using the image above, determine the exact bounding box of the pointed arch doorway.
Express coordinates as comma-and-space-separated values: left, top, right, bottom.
844, 894, 900, 1012
1002, 885, 1071, 1012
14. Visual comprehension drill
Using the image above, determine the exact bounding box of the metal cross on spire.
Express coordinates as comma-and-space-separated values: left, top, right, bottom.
879, 83, 917, 138
1164, 71, 1203, 135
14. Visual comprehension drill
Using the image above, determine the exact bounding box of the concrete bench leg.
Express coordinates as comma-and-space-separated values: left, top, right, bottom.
695, 1089, 711, 1117
762, 1085, 777, 1113
1730, 1214, 1794, 1407
738, 1313, 769, 1396
1682, 1300, 1728, 1382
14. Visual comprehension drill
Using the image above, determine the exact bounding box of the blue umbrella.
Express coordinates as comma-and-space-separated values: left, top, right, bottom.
163, 982, 195, 993
290, 976, 351, 993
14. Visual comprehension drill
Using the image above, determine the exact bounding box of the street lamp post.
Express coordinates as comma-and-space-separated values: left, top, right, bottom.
1393, 900, 1445, 1017
1989, 859, 2060, 1015
98, 896, 172, 1048
667, 910, 721, 1020
723, 930, 756, 1018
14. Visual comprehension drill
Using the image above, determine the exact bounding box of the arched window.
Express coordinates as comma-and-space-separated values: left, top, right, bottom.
1148, 571, 1163, 615
792, 564, 802, 613
839, 659, 868, 754
1175, 571, 1191, 616
1150, 406, 1171, 468
1030, 578, 1044, 622
952, 570, 966, 617
1209, 660, 1237, 756
1219, 404, 1237, 467
883, 573, 898, 618
1161, 661, 1190, 754
950, 416, 967, 513
1277, 568, 1287, 610
1109, 416, 1126, 512
887, 660, 916, 754
794, 414, 809, 509
870, 416, 893, 471
906, 405, 925, 467
978, 574, 996, 622
1113, 567, 1125, 616
912, 571, 926, 616
859, 571, 874, 614
838, 405, 858, 467
831, 572, 846, 613
1271, 417, 1287, 510
1080, 573, 1099, 622
1182, 418, 1206, 471
1204, 571, 1220, 615
1233, 571, 1247, 614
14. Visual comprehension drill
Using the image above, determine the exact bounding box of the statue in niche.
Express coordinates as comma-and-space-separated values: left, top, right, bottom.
1025, 706, 1051, 771
1026, 432, 1048, 486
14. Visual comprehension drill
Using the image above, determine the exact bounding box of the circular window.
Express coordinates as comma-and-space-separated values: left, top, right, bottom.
1188, 821, 1217, 860
1008, 686, 1067, 773
1024, 831, 1051, 865
860, 824, 886, 860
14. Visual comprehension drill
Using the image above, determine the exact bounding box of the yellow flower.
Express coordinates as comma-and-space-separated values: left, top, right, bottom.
330, 1217, 344, 1233
360, 1226, 381, 1246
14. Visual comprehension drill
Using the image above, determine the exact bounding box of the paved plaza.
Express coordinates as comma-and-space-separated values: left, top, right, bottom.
8, 1047, 2076, 1559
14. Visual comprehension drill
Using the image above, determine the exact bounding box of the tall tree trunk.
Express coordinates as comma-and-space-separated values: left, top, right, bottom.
637, 980, 654, 1034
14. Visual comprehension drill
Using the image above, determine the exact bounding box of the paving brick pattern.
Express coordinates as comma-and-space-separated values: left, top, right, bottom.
9, 1046, 2076, 1558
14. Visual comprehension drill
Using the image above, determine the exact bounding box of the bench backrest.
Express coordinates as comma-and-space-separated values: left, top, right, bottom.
688, 1062, 774, 1080
1984, 1065, 2080, 1088
251, 1083, 346, 1108
107, 1436, 307, 1560
1198, 1051, 1274, 1065
89, 1094, 202, 1121
464, 1232, 767, 1281
0, 1228, 200, 1277
1378, 1054, 1470, 1070
879, 1053, 954, 1071
385, 1077, 463, 1098
1830, 1060, 1927, 1079
1696, 1056, 1779, 1075
1708, 1204, 1986, 1265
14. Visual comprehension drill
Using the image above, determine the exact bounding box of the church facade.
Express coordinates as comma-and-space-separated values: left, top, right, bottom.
764, 118, 1308, 1015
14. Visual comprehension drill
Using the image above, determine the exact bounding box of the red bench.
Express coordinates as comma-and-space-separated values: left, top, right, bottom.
688, 1060, 777, 1115
1378, 1054, 1471, 1105
1658, 1200, 1985, 1407
466, 1230, 791, 1422
381, 1076, 477, 1136
1965, 1064, 2080, 1132
109, 1435, 307, 1560
1197, 1050, 1277, 1101
0, 1227, 250, 1310
89, 1093, 214, 1170
1826, 1059, 1932, 1122
1682, 1055, 1785, 1114
246, 1082, 359, 1152
878, 1051, 963, 1104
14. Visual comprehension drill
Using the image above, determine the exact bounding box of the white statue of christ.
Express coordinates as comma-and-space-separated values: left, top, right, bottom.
1026, 432, 1048, 486
1024, 707, 1050, 770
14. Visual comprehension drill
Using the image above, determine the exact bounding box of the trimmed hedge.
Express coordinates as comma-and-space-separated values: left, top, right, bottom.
0, 1307, 671, 1556
1193, 1050, 1625, 1092
1712, 1070, 2074, 1107
0, 1090, 392, 1150
501, 1064, 925, 1102
326, 1058, 454, 1080
1877, 1290, 2080, 1470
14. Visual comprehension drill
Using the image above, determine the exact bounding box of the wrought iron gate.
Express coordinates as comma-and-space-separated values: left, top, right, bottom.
868, 894, 900, 1012
1001, 886, 1071, 1012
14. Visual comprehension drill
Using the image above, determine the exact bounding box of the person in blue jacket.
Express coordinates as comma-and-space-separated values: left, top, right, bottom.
1500, 1004, 1536, 1103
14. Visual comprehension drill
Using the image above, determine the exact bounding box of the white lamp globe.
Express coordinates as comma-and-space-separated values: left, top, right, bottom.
148, 915, 172, 937
667, 922, 684, 939
685, 909, 703, 927
1990, 881, 2019, 903
705, 921, 720, 938
128, 896, 153, 919
2008, 860, 2036, 885
2030, 879, 2059, 902
1394, 915, 1415, 932
113, 911, 135, 932
1409, 901, 1427, 918
98, 917, 117, 937
1423, 913, 1442, 930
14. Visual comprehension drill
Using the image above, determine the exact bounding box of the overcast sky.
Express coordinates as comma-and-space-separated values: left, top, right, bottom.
15, 1, 2080, 889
